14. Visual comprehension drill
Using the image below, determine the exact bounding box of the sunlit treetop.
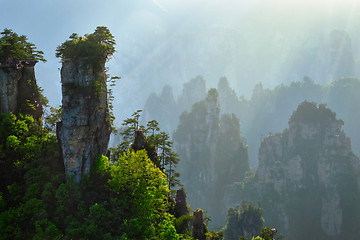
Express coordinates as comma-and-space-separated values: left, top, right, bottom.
56, 26, 115, 62
0, 28, 46, 68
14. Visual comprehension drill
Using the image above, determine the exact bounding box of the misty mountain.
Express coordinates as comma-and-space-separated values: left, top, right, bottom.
173, 88, 250, 228
226, 101, 360, 240
142, 76, 360, 169
3, 0, 360, 123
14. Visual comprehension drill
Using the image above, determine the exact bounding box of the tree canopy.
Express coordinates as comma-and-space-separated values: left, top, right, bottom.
0, 112, 183, 239
0, 28, 46, 68
55, 26, 115, 62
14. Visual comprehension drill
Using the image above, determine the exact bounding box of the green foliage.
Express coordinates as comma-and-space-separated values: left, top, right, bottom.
0, 28, 46, 68
55, 26, 115, 63
205, 229, 223, 240
0, 113, 183, 239
223, 201, 264, 240
43, 106, 62, 133
0, 113, 63, 240
112, 110, 182, 189
156, 131, 181, 189
106, 76, 120, 132
0, 23, 188, 239
250, 226, 283, 240
120, 109, 144, 149
91, 151, 180, 239
0, 113, 61, 191
147, 119, 160, 136
175, 214, 193, 235
288, 101, 338, 124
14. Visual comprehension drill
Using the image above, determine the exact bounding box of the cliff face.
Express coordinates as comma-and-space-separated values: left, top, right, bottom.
174, 89, 250, 228
174, 90, 219, 215
0, 62, 43, 119
58, 59, 111, 182
252, 102, 360, 239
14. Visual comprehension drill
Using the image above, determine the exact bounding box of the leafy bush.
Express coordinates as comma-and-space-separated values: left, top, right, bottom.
55, 26, 115, 63
223, 201, 264, 240
0, 28, 46, 68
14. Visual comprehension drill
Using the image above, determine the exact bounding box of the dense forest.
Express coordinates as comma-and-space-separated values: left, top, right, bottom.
1, 27, 285, 240
2, 8, 360, 238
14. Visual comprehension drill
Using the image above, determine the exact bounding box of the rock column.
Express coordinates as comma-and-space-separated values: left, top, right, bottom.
0, 61, 42, 118
193, 209, 207, 240
58, 59, 111, 182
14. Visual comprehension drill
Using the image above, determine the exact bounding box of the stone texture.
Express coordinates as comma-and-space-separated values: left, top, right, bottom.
0, 62, 42, 119
132, 129, 146, 151
58, 59, 110, 182
253, 103, 359, 237
193, 209, 207, 240
175, 188, 189, 218
225, 102, 360, 239
174, 89, 250, 228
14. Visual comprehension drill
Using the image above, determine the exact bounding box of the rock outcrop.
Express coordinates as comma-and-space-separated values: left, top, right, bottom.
0, 61, 43, 119
229, 101, 360, 239
192, 209, 207, 240
132, 129, 146, 151
174, 188, 189, 218
174, 88, 250, 228
58, 59, 111, 182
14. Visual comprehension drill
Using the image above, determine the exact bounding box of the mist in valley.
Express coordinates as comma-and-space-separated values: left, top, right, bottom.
2, 0, 360, 239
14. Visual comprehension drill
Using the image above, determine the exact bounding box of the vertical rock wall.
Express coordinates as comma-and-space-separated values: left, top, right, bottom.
174, 89, 250, 228
253, 102, 360, 238
192, 209, 207, 240
0, 62, 42, 118
58, 59, 110, 182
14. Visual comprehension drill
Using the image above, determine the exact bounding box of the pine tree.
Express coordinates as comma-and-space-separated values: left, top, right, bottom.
157, 131, 181, 189
112, 111, 182, 189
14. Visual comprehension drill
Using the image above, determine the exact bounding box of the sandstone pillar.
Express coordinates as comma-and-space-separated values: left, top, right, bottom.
58, 59, 111, 182
0, 61, 42, 118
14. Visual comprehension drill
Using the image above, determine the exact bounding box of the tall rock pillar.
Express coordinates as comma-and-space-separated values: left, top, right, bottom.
0, 61, 43, 119
58, 59, 111, 182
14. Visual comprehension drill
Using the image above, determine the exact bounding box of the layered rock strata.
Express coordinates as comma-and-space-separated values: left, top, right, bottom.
58, 59, 110, 182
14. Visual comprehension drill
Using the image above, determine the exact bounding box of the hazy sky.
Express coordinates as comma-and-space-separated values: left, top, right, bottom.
1, 0, 360, 121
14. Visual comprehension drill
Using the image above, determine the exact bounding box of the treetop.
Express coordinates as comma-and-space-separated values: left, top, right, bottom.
55, 26, 115, 63
0, 28, 46, 68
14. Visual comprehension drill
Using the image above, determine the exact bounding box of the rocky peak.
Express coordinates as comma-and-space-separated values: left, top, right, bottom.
174, 88, 250, 228
178, 75, 207, 111
57, 58, 111, 182
205, 88, 220, 129
132, 129, 146, 151
0, 61, 43, 119
254, 101, 360, 238
193, 209, 207, 240
174, 188, 189, 218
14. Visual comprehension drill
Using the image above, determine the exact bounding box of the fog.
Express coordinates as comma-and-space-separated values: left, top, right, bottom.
3, 1, 360, 237
2, 0, 360, 125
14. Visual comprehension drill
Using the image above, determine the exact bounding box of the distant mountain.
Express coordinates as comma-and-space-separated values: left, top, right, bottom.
173, 89, 250, 228
115, 25, 359, 120
226, 101, 360, 239
142, 76, 360, 168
